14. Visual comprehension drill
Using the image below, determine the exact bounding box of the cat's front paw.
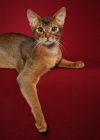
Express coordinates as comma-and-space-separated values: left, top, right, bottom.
74, 61, 85, 68
35, 120, 47, 133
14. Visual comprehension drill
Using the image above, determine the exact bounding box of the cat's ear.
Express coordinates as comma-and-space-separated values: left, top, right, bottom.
27, 9, 41, 28
53, 7, 66, 26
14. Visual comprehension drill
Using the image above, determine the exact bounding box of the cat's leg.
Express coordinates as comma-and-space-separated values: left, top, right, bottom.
57, 58, 85, 68
17, 66, 47, 133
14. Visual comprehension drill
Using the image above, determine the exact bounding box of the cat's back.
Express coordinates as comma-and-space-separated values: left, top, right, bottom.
0, 32, 36, 58
0, 32, 35, 46
0, 32, 36, 55
0, 33, 36, 70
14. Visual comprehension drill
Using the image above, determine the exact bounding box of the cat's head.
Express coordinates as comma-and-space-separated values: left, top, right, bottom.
27, 7, 66, 46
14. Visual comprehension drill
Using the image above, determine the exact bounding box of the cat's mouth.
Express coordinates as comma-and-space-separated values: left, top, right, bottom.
38, 37, 57, 46
44, 40, 53, 44
44, 40, 52, 45
43, 40, 56, 45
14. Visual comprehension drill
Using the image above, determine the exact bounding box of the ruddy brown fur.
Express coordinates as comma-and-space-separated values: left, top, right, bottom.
0, 7, 84, 132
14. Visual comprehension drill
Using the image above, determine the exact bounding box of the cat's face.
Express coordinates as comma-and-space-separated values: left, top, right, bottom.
27, 7, 66, 46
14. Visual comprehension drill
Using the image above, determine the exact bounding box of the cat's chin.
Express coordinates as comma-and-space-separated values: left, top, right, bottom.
43, 41, 55, 46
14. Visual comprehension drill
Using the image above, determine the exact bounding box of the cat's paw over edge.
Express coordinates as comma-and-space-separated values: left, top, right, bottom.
35, 121, 47, 133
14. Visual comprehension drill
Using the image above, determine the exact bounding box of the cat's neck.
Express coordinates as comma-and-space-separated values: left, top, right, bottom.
35, 41, 60, 55
34, 43, 61, 58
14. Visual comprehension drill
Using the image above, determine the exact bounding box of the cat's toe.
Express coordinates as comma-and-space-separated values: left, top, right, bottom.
35, 121, 47, 133
75, 61, 85, 68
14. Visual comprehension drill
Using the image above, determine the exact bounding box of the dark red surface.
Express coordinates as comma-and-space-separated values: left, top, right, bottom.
0, 0, 100, 140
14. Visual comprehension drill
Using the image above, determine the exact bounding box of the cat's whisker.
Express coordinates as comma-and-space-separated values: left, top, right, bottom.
56, 41, 62, 51
58, 41, 66, 51
34, 41, 42, 49
60, 43, 67, 53
56, 41, 66, 53
60, 40, 68, 47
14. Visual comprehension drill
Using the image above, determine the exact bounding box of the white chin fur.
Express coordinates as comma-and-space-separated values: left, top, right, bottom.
44, 41, 54, 45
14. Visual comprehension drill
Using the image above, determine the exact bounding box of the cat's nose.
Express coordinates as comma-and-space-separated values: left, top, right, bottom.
45, 34, 50, 40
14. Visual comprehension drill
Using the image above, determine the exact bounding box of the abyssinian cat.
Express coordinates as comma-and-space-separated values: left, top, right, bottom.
0, 7, 84, 132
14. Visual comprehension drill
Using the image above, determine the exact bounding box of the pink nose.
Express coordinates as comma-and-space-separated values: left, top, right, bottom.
45, 34, 50, 39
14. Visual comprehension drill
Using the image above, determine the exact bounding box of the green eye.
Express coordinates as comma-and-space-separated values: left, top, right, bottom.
38, 27, 43, 32
51, 26, 57, 32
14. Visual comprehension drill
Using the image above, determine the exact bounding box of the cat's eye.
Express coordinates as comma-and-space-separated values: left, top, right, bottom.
51, 26, 57, 32
38, 27, 44, 32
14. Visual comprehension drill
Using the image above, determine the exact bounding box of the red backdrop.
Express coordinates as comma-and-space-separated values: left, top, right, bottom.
0, 0, 99, 58
0, 0, 100, 140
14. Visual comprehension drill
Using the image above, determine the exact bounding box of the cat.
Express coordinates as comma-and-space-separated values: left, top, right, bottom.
0, 7, 84, 132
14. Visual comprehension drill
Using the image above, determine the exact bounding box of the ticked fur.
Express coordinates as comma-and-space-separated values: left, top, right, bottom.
0, 7, 84, 132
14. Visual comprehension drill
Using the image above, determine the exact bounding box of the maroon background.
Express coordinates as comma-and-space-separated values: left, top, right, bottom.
0, 0, 100, 140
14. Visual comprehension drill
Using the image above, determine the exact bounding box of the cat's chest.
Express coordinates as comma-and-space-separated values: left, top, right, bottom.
35, 45, 61, 68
